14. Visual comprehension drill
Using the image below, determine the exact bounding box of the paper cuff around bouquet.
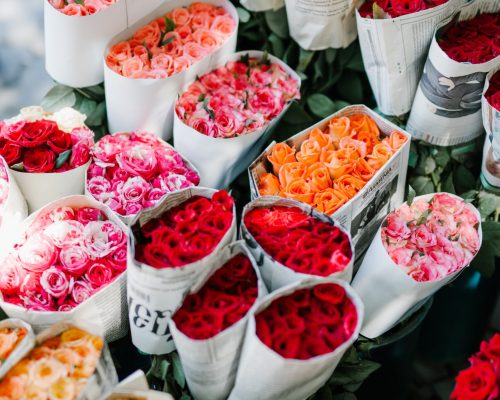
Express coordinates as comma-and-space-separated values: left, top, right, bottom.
169, 241, 266, 400
406, 0, 500, 146
105, 370, 175, 399
127, 187, 237, 355
351, 193, 482, 338
173, 51, 300, 189
104, 0, 238, 141
239, 0, 284, 12
228, 278, 363, 400
0, 319, 35, 380
241, 196, 354, 292
0, 196, 129, 342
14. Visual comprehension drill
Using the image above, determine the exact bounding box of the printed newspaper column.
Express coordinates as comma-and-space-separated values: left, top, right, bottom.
240, 0, 284, 12
406, 0, 500, 146
356, 0, 464, 116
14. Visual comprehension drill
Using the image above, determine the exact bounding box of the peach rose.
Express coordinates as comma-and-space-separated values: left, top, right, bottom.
192, 29, 222, 50
296, 139, 321, 165
121, 56, 145, 78
278, 162, 307, 188
313, 189, 348, 215
133, 22, 161, 49
258, 173, 281, 196
307, 162, 332, 192
191, 12, 213, 30
267, 143, 296, 175
211, 15, 236, 37
334, 175, 366, 198
328, 117, 350, 141
61, 4, 88, 16
173, 56, 192, 74
107, 42, 132, 65
282, 179, 314, 205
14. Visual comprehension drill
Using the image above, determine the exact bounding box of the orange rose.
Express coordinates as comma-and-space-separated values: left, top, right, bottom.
171, 7, 192, 26
106, 41, 131, 66
189, 2, 217, 13
350, 114, 380, 138
325, 149, 357, 179
309, 128, 333, 150
367, 143, 393, 170
339, 136, 368, 158
307, 162, 332, 192
278, 162, 307, 188
385, 130, 408, 150
352, 158, 376, 182
334, 175, 366, 198
258, 173, 282, 196
267, 143, 296, 175
0, 376, 24, 400
282, 179, 314, 204
296, 139, 321, 165
313, 189, 349, 215
328, 117, 351, 142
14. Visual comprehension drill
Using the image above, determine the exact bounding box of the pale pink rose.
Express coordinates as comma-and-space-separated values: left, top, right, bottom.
214, 106, 246, 137
142, 187, 167, 209
76, 207, 106, 224
163, 174, 194, 192
428, 250, 455, 275
83, 0, 106, 14
40, 267, 72, 298
60, 245, 90, 277
45, 206, 76, 223
122, 56, 145, 78
109, 244, 127, 272
18, 234, 58, 274
0, 261, 26, 296
83, 221, 125, 258
121, 176, 151, 203
385, 214, 412, 239
116, 146, 158, 180
409, 257, 440, 282
200, 72, 224, 91
388, 247, 414, 266
210, 15, 236, 37
61, 4, 88, 16
87, 176, 112, 201
411, 225, 437, 249
250, 68, 273, 86
274, 76, 301, 101
173, 56, 192, 74
151, 53, 174, 74
455, 205, 479, 226
85, 262, 114, 288
58, 303, 77, 312
432, 193, 464, 215
458, 223, 480, 253
44, 220, 84, 248
192, 29, 221, 51
71, 280, 93, 304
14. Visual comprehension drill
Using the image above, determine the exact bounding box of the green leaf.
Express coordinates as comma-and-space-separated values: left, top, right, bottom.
307, 94, 337, 118
335, 393, 357, 400
283, 42, 299, 66
160, 359, 170, 381
345, 51, 364, 72
454, 164, 476, 194
416, 209, 431, 225
74, 0, 84, 4
165, 17, 176, 32
460, 190, 478, 202
171, 352, 186, 388
471, 241, 495, 277
441, 173, 456, 194
407, 185, 416, 206
10, 162, 24, 172
409, 176, 434, 195
55, 150, 72, 169
335, 71, 364, 103
84, 102, 106, 127
325, 48, 337, 64
478, 192, 500, 219
373, 3, 390, 19
296, 49, 315, 73
264, 8, 289, 39
434, 149, 450, 167
268, 33, 285, 58
202, 98, 214, 120
82, 85, 104, 98
315, 386, 333, 400
79, 98, 97, 120
282, 102, 313, 125
179, 393, 192, 400
236, 7, 251, 23
160, 35, 175, 47
42, 85, 77, 112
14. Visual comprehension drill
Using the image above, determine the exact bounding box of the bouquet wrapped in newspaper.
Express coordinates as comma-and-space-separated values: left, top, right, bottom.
174, 51, 300, 188
352, 193, 482, 338
105, 0, 238, 140
0, 322, 118, 400
0, 196, 129, 342
407, 1, 500, 146
0, 319, 34, 380
228, 278, 363, 400
356, 0, 462, 116
128, 187, 237, 355
0, 106, 94, 212
169, 241, 265, 400
481, 67, 500, 192
249, 105, 411, 255
241, 197, 354, 291
86, 131, 200, 224
239, 0, 283, 12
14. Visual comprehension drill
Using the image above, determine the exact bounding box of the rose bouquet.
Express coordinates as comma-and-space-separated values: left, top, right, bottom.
0, 106, 94, 212
358, 0, 448, 18
228, 278, 363, 400
49, 0, 118, 15
173, 51, 300, 188
0, 196, 129, 341
104, 0, 238, 139
241, 197, 353, 291
352, 193, 482, 338
407, 1, 500, 146
170, 242, 264, 400
450, 333, 500, 400
128, 187, 236, 354
86, 131, 200, 223
0, 319, 34, 380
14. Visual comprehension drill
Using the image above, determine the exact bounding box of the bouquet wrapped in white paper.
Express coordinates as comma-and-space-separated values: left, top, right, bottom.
0, 319, 35, 380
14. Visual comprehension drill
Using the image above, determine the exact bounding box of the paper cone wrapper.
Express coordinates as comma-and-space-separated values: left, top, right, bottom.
127, 187, 237, 355
169, 241, 267, 400
173, 51, 300, 189
240, 0, 284, 12
104, 0, 239, 141
228, 277, 363, 400
351, 193, 483, 338
124, 0, 166, 26
105, 370, 175, 399
241, 196, 354, 292
10, 161, 89, 214
0, 196, 130, 342
406, 0, 500, 146
0, 319, 35, 380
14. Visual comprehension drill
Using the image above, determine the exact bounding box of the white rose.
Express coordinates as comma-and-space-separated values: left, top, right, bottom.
19, 106, 46, 122
50, 107, 87, 132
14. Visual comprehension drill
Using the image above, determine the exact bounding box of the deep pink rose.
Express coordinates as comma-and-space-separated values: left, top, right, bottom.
85, 262, 114, 288
76, 207, 106, 224
109, 244, 127, 272
0, 261, 26, 296
60, 245, 90, 277
116, 146, 158, 180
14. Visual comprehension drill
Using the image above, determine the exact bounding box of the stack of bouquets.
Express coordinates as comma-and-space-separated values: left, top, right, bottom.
127, 187, 236, 354
352, 193, 482, 338
169, 242, 265, 400
0, 106, 94, 212
228, 278, 363, 400
0, 323, 118, 400
407, 0, 500, 146
0, 319, 34, 379
86, 131, 200, 223
104, 0, 238, 139
0, 196, 129, 342
174, 51, 301, 188
356, 0, 458, 115
241, 197, 353, 291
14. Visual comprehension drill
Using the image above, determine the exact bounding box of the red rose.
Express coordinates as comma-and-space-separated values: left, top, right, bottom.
19, 120, 58, 148
1, 121, 25, 142
390, 0, 425, 15
451, 362, 499, 400
480, 334, 500, 362
0, 139, 22, 165
23, 146, 56, 173
47, 128, 72, 153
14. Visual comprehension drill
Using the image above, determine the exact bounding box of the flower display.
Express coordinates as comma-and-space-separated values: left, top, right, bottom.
381, 193, 480, 282
486, 70, 500, 111
172, 254, 258, 339
175, 54, 300, 138
106, 2, 236, 79
0, 327, 103, 399
0, 107, 93, 173
0, 205, 127, 312
48, 0, 118, 15
255, 283, 358, 359
135, 190, 234, 268
87, 131, 200, 217
244, 205, 352, 276
257, 114, 407, 214
358, 0, 448, 18
437, 12, 500, 64
0, 326, 28, 367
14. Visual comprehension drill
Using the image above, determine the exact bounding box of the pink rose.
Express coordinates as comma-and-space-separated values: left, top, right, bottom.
61, 4, 88, 16
123, 202, 143, 216
411, 225, 437, 249
58, 303, 77, 312
455, 206, 479, 226
85, 262, 114, 288
76, 207, 106, 224
83, 0, 106, 14
87, 163, 106, 178
60, 245, 90, 277
43, 220, 84, 248
122, 56, 145, 78
18, 234, 58, 274
71, 280, 94, 304
87, 176, 112, 201
200, 73, 224, 91
83, 221, 125, 258
187, 109, 218, 137
49, 0, 65, 9
116, 147, 158, 180
248, 87, 285, 118
409, 257, 440, 282
70, 127, 94, 147
22, 288, 55, 311
142, 187, 166, 208
70, 140, 91, 167
432, 193, 464, 214
151, 54, 174, 74
458, 223, 480, 253
163, 174, 194, 192
40, 267, 72, 298
384, 214, 412, 239
109, 244, 127, 272
0, 261, 26, 296
428, 250, 455, 275
214, 106, 245, 137
121, 176, 151, 203
388, 247, 414, 266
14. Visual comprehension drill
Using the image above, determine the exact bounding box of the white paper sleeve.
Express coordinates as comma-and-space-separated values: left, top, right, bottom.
104, 370, 175, 399
351, 193, 483, 338
406, 0, 500, 146
127, 187, 237, 355
228, 277, 363, 400
104, 0, 239, 141
356, 0, 464, 116
169, 241, 266, 400
241, 196, 354, 292
240, 0, 284, 12
0, 319, 35, 380
0, 196, 130, 343
173, 51, 301, 189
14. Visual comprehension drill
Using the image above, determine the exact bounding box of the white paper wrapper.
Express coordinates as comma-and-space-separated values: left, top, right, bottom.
482, 66, 500, 141
356, 0, 464, 116
249, 104, 411, 257
125, 0, 166, 26
11, 160, 90, 214
0, 319, 35, 380
240, 0, 284, 12
406, 0, 500, 146
127, 187, 237, 355
104, 370, 175, 399
351, 193, 483, 338
241, 196, 354, 292
228, 277, 363, 400
104, 0, 239, 141
0, 195, 130, 343
173, 51, 301, 189
169, 241, 266, 400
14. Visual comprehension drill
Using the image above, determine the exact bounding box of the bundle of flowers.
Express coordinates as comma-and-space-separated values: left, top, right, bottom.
359, 0, 448, 18
485, 69, 500, 111
87, 131, 199, 220
106, 2, 236, 79
48, 0, 118, 15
